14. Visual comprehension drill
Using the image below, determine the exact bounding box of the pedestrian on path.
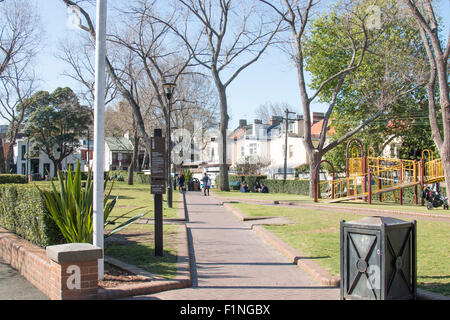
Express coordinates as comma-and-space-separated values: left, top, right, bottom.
202, 172, 211, 196
178, 172, 185, 193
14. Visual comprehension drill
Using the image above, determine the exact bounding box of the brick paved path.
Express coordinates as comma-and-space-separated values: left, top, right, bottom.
133, 191, 339, 300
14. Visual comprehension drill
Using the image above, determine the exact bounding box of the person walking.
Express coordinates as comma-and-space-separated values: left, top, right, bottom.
202, 172, 211, 196
178, 172, 185, 193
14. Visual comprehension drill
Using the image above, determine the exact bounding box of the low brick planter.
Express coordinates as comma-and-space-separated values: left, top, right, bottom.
0, 227, 102, 300
46, 243, 102, 300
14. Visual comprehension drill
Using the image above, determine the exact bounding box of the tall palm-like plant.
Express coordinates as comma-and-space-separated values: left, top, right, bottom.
37, 162, 145, 243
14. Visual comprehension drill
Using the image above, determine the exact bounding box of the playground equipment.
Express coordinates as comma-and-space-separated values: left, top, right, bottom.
314, 139, 447, 208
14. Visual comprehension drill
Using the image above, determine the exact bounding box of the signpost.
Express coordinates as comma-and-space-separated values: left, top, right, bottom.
151, 129, 166, 256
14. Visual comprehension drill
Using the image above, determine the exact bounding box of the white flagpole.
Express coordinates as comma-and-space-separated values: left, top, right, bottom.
93, 0, 107, 280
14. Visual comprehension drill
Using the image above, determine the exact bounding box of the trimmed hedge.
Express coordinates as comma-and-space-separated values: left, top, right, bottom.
0, 174, 27, 184
0, 184, 64, 247
218, 175, 310, 195
109, 170, 151, 184
259, 179, 310, 195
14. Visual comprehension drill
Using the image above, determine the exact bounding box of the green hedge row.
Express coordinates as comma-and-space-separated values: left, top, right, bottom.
109, 170, 151, 184
0, 174, 27, 184
0, 184, 64, 247
259, 179, 310, 195
217, 175, 310, 195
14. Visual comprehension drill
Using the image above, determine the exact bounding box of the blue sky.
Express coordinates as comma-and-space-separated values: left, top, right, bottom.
26, 0, 450, 130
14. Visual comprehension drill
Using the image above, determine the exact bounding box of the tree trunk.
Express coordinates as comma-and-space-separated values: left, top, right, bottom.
52, 160, 62, 177
213, 73, 230, 191
0, 138, 6, 173
308, 151, 323, 198
127, 133, 139, 185
218, 88, 229, 191
441, 149, 450, 199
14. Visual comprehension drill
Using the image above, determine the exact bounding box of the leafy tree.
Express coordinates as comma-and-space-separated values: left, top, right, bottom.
24, 87, 91, 175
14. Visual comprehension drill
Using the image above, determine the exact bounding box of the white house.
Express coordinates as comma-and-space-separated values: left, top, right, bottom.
104, 136, 134, 172
13, 137, 88, 179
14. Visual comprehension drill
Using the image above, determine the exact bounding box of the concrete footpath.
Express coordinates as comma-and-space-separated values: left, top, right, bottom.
0, 257, 48, 300
131, 191, 340, 300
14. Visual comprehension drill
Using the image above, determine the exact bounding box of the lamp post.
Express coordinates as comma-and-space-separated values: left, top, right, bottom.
163, 82, 176, 209
283, 108, 296, 181
25, 129, 30, 182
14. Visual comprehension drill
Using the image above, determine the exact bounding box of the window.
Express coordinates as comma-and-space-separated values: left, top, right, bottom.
240, 146, 245, 157
21, 145, 26, 160
289, 145, 294, 158
288, 123, 294, 133
248, 143, 257, 155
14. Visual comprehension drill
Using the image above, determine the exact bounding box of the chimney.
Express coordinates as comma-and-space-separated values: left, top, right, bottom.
312, 112, 324, 124
270, 116, 283, 126
239, 119, 247, 127
296, 115, 305, 137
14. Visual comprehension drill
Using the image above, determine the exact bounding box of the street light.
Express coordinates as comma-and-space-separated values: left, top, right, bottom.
25, 129, 31, 183
283, 108, 296, 181
163, 82, 176, 208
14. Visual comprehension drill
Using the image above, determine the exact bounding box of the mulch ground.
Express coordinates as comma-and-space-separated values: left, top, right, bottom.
98, 262, 151, 288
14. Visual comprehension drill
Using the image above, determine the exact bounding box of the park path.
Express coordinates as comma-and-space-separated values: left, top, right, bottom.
132, 191, 339, 300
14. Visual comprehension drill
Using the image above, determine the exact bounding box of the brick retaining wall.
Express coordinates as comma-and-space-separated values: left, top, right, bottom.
0, 227, 101, 300
0, 227, 53, 298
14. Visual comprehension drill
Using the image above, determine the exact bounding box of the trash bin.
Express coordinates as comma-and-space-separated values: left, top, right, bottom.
340, 216, 417, 300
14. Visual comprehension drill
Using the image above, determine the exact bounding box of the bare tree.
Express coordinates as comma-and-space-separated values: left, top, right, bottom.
401, 0, 450, 197
155, 0, 283, 191
61, 0, 156, 160
0, 60, 35, 172
254, 101, 291, 124
61, 0, 211, 178
0, 0, 40, 173
0, 0, 40, 77
57, 34, 118, 112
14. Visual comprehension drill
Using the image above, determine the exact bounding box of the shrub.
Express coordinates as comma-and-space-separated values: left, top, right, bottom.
108, 170, 151, 184
260, 179, 310, 195
0, 184, 64, 247
0, 174, 27, 184
38, 162, 147, 244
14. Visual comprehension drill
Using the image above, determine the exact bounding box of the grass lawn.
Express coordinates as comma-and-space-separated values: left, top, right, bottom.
212, 189, 314, 202
104, 182, 181, 278
33, 180, 181, 279
106, 181, 180, 221
231, 202, 450, 297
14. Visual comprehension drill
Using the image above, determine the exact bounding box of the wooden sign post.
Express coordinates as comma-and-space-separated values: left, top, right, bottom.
151, 129, 166, 256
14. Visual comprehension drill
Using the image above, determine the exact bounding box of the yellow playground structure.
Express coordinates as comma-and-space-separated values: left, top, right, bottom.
314, 139, 445, 206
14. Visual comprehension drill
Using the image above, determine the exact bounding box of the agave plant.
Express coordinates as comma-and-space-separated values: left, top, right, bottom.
37, 161, 146, 243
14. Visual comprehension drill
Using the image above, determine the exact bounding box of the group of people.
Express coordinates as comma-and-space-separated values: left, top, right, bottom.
175, 172, 211, 195
240, 181, 269, 193
176, 172, 268, 195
